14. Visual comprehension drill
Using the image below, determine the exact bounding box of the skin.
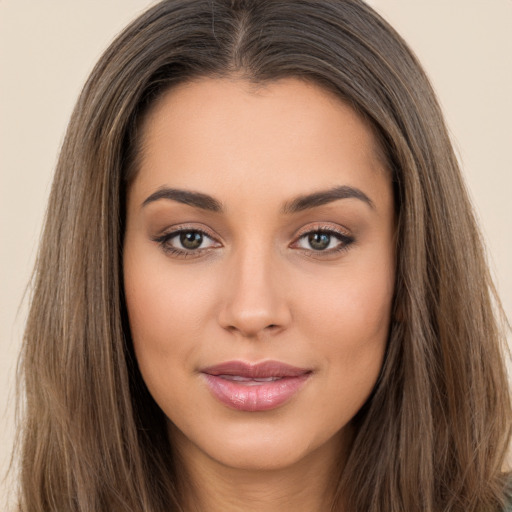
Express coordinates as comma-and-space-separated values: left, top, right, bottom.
123, 77, 396, 512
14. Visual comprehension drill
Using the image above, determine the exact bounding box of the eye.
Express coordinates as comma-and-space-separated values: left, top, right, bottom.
153, 227, 221, 256
292, 227, 354, 255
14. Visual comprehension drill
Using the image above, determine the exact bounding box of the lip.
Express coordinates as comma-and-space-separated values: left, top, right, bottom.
201, 360, 312, 412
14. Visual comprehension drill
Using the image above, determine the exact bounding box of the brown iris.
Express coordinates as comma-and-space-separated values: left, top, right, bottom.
308, 232, 331, 250
180, 231, 203, 250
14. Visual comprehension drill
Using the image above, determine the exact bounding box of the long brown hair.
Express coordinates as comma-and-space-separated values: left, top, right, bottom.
15, 1, 511, 510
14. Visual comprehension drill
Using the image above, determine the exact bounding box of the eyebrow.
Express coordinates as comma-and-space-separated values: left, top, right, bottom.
141, 185, 374, 213
281, 185, 374, 214
142, 187, 223, 212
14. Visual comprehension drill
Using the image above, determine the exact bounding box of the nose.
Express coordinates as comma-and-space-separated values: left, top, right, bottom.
217, 247, 292, 339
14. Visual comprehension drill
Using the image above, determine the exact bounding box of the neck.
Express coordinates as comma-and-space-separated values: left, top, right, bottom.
170, 425, 351, 512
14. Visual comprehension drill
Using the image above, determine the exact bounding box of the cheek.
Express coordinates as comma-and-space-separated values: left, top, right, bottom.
299, 256, 394, 351
294, 256, 393, 410
123, 245, 217, 390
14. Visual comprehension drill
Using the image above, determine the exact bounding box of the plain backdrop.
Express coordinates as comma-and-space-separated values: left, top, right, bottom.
1, 0, 511, 506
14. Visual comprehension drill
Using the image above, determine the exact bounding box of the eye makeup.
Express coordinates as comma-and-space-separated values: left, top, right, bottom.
151, 222, 355, 260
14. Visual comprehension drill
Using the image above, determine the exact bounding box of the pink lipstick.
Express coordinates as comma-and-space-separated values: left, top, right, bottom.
201, 360, 311, 412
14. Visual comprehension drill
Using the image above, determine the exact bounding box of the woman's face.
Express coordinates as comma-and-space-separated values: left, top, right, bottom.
123, 78, 395, 472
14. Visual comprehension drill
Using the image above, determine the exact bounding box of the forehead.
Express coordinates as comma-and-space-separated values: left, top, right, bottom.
130, 77, 390, 211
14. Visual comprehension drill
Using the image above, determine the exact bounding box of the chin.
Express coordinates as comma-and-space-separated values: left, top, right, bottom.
167, 414, 347, 473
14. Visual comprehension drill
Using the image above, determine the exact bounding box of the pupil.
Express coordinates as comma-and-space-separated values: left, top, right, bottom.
308, 232, 330, 250
180, 231, 203, 249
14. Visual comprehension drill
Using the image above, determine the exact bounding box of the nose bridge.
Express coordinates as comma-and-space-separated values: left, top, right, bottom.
218, 239, 290, 337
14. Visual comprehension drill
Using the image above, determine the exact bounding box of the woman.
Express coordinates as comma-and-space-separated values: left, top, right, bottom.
15, 0, 511, 510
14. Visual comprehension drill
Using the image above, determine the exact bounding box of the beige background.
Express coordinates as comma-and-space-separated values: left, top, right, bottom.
1, 0, 511, 506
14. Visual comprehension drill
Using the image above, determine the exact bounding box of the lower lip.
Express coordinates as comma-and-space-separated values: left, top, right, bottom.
202, 374, 310, 412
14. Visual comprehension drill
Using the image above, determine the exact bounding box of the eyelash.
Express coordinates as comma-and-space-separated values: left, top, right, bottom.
152, 225, 220, 258
153, 225, 355, 259
292, 226, 354, 257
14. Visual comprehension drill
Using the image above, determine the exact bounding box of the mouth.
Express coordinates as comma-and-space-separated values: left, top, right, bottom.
200, 360, 312, 412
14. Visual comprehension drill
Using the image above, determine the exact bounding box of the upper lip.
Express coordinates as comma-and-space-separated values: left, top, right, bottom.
201, 360, 311, 379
